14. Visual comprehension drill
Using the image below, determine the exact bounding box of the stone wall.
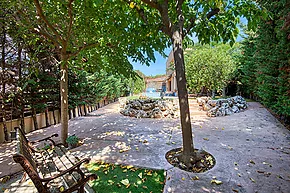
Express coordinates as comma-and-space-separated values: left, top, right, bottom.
197, 96, 248, 117
120, 99, 179, 118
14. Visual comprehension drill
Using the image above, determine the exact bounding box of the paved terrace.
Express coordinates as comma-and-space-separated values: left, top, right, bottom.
0, 101, 289, 193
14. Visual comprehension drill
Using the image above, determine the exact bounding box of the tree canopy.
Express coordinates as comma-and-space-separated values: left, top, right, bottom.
238, 0, 290, 122
185, 44, 237, 95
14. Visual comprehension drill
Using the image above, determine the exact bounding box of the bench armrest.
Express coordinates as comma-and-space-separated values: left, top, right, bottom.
30, 134, 58, 146
41, 158, 91, 182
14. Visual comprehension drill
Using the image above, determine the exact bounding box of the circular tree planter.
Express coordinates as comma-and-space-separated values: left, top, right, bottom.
165, 148, 216, 173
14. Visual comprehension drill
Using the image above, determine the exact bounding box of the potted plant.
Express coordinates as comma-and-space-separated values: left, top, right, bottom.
66, 135, 80, 149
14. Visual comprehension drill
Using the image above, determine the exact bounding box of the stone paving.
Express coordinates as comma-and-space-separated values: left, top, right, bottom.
0, 100, 289, 193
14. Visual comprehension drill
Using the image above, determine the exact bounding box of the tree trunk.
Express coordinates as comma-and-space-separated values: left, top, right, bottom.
18, 43, 25, 132
52, 105, 56, 125
60, 53, 69, 145
0, 101, 9, 141
45, 107, 50, 127
84, 104, 87, 115
222, 87, 226, 98
1, 26, 9, 141
72, 107, 76, 118
171, 30, 195, 161
212, 89, 216, 98
31, 107, 38, 130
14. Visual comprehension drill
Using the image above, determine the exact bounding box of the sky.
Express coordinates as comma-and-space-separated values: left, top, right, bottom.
130, 48, 171, 76
132, 18, 247, 76
131, 35, 244, 76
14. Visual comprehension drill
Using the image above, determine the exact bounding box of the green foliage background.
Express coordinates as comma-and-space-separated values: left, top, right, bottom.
238, 0, 290, 120
184, 44, 237, 94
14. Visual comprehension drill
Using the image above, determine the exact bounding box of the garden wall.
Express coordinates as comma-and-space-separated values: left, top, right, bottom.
0, 99, 114, 143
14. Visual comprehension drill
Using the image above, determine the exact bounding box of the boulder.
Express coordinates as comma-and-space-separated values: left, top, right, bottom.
200, 96, 247, 117
207, 100, 218, 107
232, 105, 239, 113
120, 99, 178, 119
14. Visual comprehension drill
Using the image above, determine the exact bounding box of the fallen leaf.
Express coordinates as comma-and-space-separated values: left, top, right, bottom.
277, 175, 283, 179
142, 186, 148, 189
59, 186, 65, 192
232, 188, 239, 192
181, 177, 185, 180
203, 138, 209, 141
192, 176, 199, 180
146, 171, 152, 176
138, 172, 143, 179
262, 162, 272, 167
120, 179, 130, 186
222, 127, 225, 130
108, 180, 114, 185
211, 180, 223, 185
126, 165, 133, 169
249, 178, 255, 183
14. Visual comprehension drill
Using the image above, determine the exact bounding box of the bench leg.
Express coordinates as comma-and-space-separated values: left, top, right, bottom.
78, 185, 84, 193
19, 172, 27, 183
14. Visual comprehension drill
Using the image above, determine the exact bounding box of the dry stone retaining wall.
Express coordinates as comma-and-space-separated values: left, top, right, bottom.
120, 98, 179, 118
197, 96, 248, 117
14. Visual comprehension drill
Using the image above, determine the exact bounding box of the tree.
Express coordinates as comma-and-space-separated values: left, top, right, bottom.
185, 44, 237, 97
239, 0, 290, 123
118, 0, 264, 164
12, 0, 160, 144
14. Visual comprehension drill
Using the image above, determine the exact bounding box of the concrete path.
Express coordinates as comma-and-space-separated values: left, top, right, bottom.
0, 101, 289, 193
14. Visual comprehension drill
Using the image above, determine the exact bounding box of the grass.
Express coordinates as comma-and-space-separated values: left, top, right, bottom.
125, 95, 141, 100
86, 162, 166, 193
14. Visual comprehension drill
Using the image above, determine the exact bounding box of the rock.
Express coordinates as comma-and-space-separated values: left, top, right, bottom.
236, 103, 246, 109
202, 96, 247, 117
225, 108, 233, 115
207, 100, 218, 107
232, 105, 240, 113
227, 98, 234, 107
120, 99, 178, 119
197, 97, 211, 106
207, 106, 219, 117
132, 100, 142, 110
218, 107, 226, 116
203, 103, 212, 111
142, 103, 154, 111
152, 108, 163, 118
217, 99, 228, 107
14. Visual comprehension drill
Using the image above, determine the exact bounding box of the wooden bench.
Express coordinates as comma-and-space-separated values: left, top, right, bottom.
13, 127, 97, 193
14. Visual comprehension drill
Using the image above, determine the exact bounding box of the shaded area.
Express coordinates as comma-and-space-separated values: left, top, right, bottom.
0, 101, 289, 193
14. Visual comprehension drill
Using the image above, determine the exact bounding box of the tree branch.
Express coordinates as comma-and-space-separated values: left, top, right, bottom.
140, 0, 160, 10
183, 17, 196, 38
32, 27, 60, 47
206, 8, 220, 19
123, 0, 148, 24
33, 0, 63, 44
69, 42, 99, 59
